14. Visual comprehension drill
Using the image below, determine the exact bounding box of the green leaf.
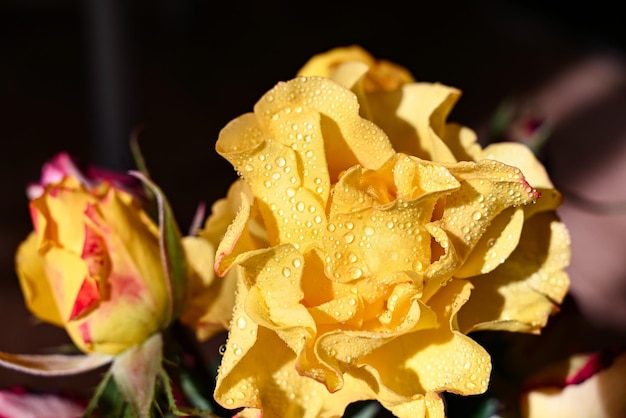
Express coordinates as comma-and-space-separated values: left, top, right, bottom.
470, 398, 501, 418
130, 124, 150, 177
158, 368, 219, 417
111, 333, 163, 418
348, 401, 381, 418
83, 370, 113, 418
130, 171, 188, 326
0, 351, 112, 376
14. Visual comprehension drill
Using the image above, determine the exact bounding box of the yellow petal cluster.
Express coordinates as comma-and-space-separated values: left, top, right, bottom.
15, 177, 170, 355
207, 46, 570, 417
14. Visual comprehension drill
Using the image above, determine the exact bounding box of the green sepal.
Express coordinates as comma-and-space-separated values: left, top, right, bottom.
130, 171, 188, 326
110, 333, 163, 418
157, 368, 219, 417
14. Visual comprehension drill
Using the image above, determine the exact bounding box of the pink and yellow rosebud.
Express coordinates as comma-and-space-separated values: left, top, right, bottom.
16, 175, 170, 355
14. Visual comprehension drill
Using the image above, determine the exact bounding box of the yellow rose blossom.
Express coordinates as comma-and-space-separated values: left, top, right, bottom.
208, 46, 570, 417
16, 176, 171, 355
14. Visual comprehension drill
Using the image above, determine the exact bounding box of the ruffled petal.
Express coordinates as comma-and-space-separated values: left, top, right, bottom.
362, 279, 491, 397
458, 212, 570, 333
425, 160, 541, 289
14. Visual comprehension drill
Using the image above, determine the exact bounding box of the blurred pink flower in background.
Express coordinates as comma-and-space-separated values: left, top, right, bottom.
0, 386, 85, 418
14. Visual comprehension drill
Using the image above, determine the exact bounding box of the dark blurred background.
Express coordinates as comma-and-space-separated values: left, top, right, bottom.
1, 0, 626, 404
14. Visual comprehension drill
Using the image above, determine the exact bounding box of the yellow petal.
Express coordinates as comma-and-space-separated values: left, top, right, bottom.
441, 122, 483, 162
15, 232, 64, 326
458, 213, 570, 333
366, 83, 460, 162
216, 326, 372, 418
315, 297, 437, 367
425, 160, 541, 285
297, 45, 378, 79
259, 77, 394, 176
324, 157, 458, 285
241, 245, 315, 339
179, 236, 236, 341
387, 392, 445, 418
32, 180, 93, 254
455, 207, 525, 278
42, 247, 89, 323
480, 142, 564, 217
481, 142, 553, 189
362, 279, 491, 396
216, 114, 328, 251
297, 45, 415, 93
214, 191, 257, 276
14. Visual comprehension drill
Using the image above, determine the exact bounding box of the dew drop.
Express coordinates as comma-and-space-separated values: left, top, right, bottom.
472, 211, 482, 221
343, 232, 355, 243
349, 267, 363, 279
364, 226, 375, 236
218, 344, 227, 355
282, 267, 292, 278
237, 317, 247, 329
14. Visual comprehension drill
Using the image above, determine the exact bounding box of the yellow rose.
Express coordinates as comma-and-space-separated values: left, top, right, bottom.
210, 46, 570, 417
16, 176, 170, 355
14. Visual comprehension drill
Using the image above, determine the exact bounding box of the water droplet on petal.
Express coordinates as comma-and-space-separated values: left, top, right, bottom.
349, 267, 363, 279
237, 317, 247, 329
